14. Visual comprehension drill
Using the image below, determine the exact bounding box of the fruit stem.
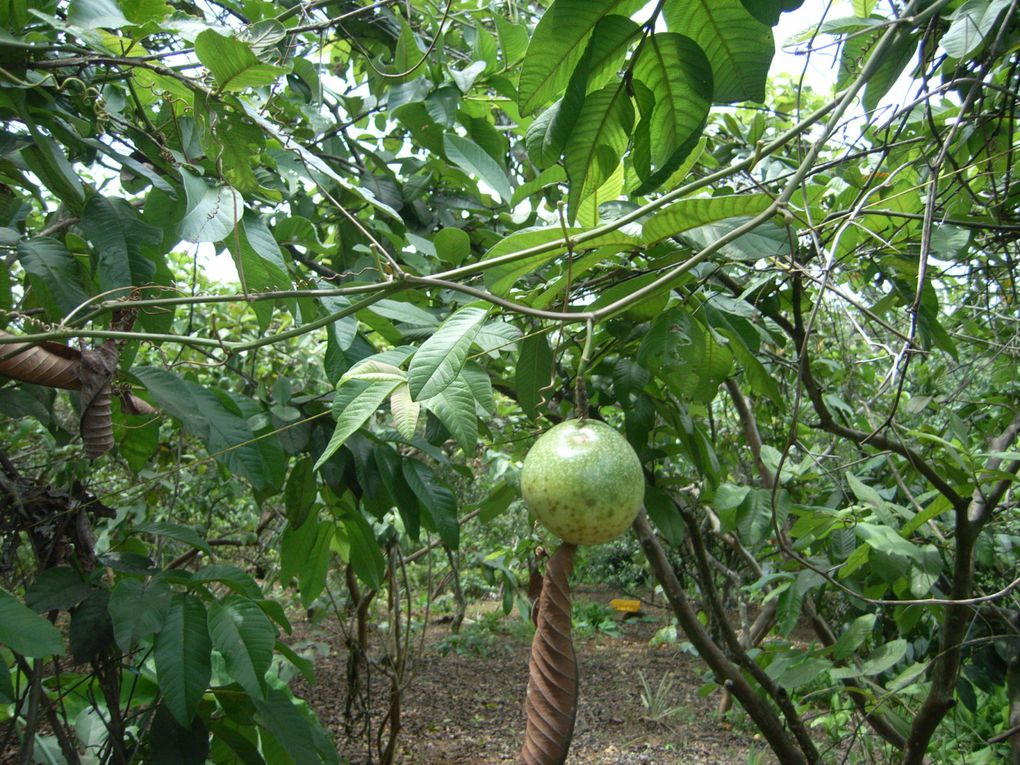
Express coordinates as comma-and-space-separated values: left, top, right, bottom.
574, 318, 594, 420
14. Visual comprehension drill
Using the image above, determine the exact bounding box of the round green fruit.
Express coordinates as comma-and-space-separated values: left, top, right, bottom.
521, 419, 644, 545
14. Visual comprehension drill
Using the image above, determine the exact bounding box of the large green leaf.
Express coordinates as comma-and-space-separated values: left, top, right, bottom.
407, 306, 489, 401
517, 0, 643, 114
178, 170, 244, 243
80, 194, 160, 292
642, 194, 775, 244
254, 688, 337, 765
515, 331, 554, 420
69, 589, 113, 663
194, 30, 288, 91
940, 0, 1011, 59
279, 519, 333, 607
20, 129, 85, 212
17, 237, 89, 319
68, 0, 129, 28
149, 704, 210, 765
403, 459, 459, 549
631, 33, 712, 185
134, 367, 281, 496
226, 212, 292, 330
0, 588, 65, 658
25, 567, 92, 613
313, 378, 402, 470
421, 373, 477, 452
155, 594, 212, 727
861, 29, 917, 113
564, 81, 633, 218
663, 0, 773, 104
443, 134, 512, 204
340, 512, 386, 590
208, 595, 275, 701
481, 226, 641, 295
108, 578, 172, 652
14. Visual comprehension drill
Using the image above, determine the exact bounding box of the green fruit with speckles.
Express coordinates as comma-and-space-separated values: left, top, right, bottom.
521, 419, 644, 545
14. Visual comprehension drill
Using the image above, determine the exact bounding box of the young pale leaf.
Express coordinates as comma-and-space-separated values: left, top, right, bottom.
517, 0, 644, 114
407, 306, 488, 401
403, 459, 459, 549
313, 378, 402, 470
341, 360, 406, 385
194, 30, 288, 91
640, 194, 775, 245
421, 373, 478, 453
155, 594, 212, 727
565, 81, 633, 219
0, 588, 65, 658
443, 134, 512, 204
389, 383, 421, 439
208, 596, 275, 701
630, 33, 712, 183
663, 0, 773, 104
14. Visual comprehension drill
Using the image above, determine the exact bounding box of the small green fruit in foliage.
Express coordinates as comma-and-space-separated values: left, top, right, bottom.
521, 419, 644, 545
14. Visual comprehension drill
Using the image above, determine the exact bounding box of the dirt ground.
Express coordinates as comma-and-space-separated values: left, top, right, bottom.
295, 592, 770, 765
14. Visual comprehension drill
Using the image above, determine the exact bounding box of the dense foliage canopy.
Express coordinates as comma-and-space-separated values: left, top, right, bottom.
0, 0, 1018, 762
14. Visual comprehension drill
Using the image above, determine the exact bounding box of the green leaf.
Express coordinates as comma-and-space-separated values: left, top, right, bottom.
20, 130, 85, 212
108, 578, 172, 652
564, 81, 633, 219
481, 226, 641, 295
630, 33, 712, 183
859, 639, 908, 676
407, 306, 489, 401
68, 0, 129, 28
313, 378, 402, 470
739, 0, 804, 26
832, 613, 876, 660
517, 0, 643, 114
940, 0, 1011, 59
25, 567, 92, 613
403, 459, 459, 549
285, 457, 317, 529
340, 512, 386, 590
69, 589, 113, 663
149, 703, 210, 765
342, 359, 406, 385
81, 194, 160, 292
642, 194, 775, 245
154, 594, 212, 726
443, 134, 512, 204
515, 332, 554, 420
279, 520, 332, 608
178, 169, 244, 244
17, 238, 89, 319
254, 688, 335, 765
194, 30, 288, 92
855, 523, 920, 561
862, 30, 917, 113
227, 213, 292, 329
662, 0, 773, 104
134, 521, 212, 556
433, 227, 472, 265
644, 485, 684, 546
0, 588, 65, 658
208, 595, 275, 701
374, 444, 421, 541
421, 373, 478, 452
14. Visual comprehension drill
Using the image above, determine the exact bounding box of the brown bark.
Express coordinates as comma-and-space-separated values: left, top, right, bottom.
520, 543, 578, 765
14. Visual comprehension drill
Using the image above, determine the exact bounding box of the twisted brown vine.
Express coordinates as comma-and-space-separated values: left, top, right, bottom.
520, 542, 577, 765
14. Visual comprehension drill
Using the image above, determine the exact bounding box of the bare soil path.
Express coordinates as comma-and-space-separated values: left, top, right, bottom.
296, 593, 767, 765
